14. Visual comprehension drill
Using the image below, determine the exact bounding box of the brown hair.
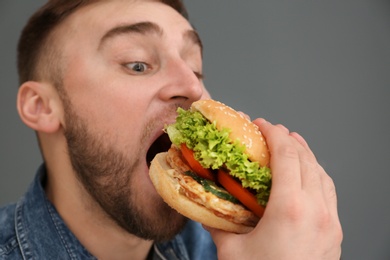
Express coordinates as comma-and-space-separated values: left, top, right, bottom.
17, 0, 189, 87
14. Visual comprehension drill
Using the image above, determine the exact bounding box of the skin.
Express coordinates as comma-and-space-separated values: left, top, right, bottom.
206, 119, 343, 259
17, 0, 343, 259
18, 1, 209, 259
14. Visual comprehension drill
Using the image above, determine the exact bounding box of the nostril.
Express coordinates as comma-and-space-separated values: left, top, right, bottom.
158, 59, 204, 102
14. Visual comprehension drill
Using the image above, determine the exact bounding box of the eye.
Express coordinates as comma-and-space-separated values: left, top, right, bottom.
194, 71, 204, 80
125, 62, 149, 73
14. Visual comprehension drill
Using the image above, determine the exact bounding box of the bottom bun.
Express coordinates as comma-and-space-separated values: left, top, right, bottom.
149, 152, 254, 234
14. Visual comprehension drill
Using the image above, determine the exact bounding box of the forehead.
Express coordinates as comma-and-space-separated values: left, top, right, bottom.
58, 0, 193, 44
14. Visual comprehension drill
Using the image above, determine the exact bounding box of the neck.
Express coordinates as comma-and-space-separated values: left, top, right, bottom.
43, 142, 153, 259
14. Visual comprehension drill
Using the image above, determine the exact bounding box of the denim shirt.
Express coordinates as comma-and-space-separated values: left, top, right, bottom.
0, 165, 217, 260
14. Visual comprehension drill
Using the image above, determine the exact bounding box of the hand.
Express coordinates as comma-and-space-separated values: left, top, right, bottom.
205, 119, 343, 260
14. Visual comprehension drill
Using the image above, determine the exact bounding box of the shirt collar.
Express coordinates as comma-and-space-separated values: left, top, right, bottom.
15, 164, 96, 259
13, 164, 198, 260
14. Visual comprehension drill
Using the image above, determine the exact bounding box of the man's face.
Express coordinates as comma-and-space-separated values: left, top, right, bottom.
57, 0, 209, 240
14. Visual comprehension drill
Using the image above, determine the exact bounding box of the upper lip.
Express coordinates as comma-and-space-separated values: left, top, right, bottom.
145, 102, 192, 167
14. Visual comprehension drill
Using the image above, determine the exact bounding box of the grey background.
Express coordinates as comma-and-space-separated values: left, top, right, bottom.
1, 1, 389, 259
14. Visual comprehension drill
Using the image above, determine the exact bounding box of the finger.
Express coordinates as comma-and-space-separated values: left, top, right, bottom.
290, 132, 338, 214
238, 111, 250, 120
289, 136, 321, 192
275, 123, 289, 134
290, 135, 340, 229
252, 117, 267, 126
318, 165, 340, 220
289, 131, 315, 158
313, 165, 343, 246
289, 134, 335, 212
202, 225, 239, 249
257, 120, 302, 196
252, 119, 289, 133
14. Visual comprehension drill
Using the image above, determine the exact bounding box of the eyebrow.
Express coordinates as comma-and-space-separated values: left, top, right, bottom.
185, 29, 203, 54
99, 21, 203, 53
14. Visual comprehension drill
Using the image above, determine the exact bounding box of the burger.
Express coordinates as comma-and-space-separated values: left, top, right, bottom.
149, 99, 272, 233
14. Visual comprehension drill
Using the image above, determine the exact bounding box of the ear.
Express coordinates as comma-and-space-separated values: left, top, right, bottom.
17, 81, 62, 133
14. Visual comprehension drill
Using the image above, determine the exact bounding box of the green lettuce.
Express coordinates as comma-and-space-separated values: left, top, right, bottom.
166, 108, 272, 206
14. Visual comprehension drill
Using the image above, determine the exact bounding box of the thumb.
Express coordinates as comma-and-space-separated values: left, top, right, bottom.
203, 225, 246, 259
202, 225, 239, 246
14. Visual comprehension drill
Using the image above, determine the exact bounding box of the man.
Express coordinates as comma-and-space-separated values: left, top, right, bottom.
0, 0, 342, 259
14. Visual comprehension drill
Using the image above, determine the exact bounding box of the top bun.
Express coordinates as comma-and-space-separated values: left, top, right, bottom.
191, 99, 269, 167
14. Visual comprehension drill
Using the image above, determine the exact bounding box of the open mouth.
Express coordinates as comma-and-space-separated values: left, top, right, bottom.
146, 132, 172, 167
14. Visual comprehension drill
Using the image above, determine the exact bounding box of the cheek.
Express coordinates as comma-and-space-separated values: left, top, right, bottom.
62, 54, 157, 147
65, 86, 146, 152
64, 60, 150, 124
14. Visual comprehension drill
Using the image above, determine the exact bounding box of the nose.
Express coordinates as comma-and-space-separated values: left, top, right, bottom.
158, 58, 205, 105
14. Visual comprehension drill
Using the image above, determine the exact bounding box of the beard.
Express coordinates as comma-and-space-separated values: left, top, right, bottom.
61, 97, 187, 242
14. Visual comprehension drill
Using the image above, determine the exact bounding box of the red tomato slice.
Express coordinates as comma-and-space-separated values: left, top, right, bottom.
217, 169, 265, 218
180, 144, 216, 181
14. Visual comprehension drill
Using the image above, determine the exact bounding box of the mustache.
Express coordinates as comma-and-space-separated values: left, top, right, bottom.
140, 102, 185, 142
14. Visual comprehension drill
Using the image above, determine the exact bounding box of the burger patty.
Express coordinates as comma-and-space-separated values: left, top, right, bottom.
166, 146, 259, 227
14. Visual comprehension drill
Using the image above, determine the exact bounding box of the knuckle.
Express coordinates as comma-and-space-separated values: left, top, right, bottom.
326, 218, 344, 253
335, 222, 344, 244
281, 197, 305, 223
275, 123, 289, 133
314, 206, 343, 244
315, 208, 332, 231
300, 153, 317, 168
322, 174, 338, 200
332, 221, 343, 242
276, 144, 298, 160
